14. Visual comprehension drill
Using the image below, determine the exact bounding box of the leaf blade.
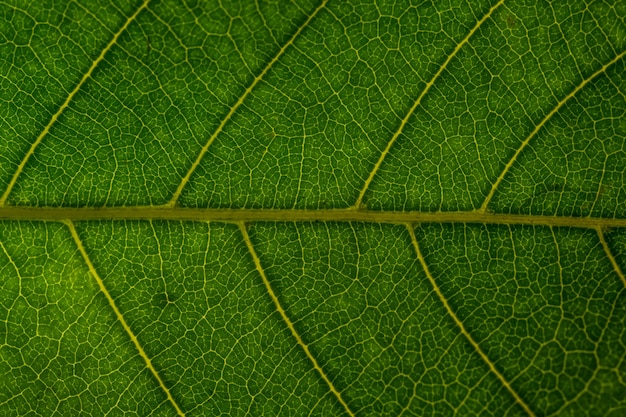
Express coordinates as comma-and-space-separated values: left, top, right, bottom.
1, 0, 625, 415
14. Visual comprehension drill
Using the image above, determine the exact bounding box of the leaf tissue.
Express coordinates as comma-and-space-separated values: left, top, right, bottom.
0, 0, 625, 415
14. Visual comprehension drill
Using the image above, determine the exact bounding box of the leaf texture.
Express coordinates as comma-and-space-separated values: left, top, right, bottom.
1, 0, 625, 416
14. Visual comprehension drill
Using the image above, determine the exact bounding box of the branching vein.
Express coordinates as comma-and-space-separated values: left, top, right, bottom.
352, 0, 506, 208
0, 0, 151, 206
406, 224, 535, 417
65, 220, 185, 417
1, 206, 625, 229
238, 222, 355, 417
166, 0, 329, 207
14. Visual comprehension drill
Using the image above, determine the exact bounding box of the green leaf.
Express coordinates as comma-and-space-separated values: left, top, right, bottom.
1, 0, 625, 416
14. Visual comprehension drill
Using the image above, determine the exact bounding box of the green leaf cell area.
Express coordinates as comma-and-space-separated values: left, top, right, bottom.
0, 0, 625, 416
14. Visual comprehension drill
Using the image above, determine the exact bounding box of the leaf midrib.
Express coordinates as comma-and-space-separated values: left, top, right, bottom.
1, 206, 624, 229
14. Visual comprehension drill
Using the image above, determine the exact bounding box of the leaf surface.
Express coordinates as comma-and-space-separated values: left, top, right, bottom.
1, 0, 625, 416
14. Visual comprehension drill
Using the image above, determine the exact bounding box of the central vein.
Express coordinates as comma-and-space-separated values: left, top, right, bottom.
0, 206, 623, 229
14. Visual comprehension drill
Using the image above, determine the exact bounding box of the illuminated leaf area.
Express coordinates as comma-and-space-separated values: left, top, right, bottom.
1, 0, 625, 416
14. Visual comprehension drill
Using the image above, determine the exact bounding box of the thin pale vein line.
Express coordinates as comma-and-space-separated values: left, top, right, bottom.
596, 227, 626, 288
480, 49, 626, 211
352, 0, 505, 209
0, 0, 151, 207
406, 224, 536, 417
238, 222, 355, 417
2, 206, 626, 229
166, 0, 328, 207
65, 220, 185, 417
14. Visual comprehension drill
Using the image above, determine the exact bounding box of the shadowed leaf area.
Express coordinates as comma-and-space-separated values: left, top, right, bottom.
1, 0, 625, 416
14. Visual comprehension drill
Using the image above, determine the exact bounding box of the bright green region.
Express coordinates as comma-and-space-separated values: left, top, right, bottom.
416, 223, 626, 416
179, 0, 495, 209
250, 222, 526, 416
0, 221, 173, 416
76, 220, 342, 416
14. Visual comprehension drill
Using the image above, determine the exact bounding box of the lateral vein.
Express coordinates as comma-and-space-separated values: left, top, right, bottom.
596, 227, 626, 288
0, 0, 151, 206
406, 224, 535, 417
166, 0, 329, 207
480, 49, 626, 211
238, 222, 355, 417
65, 220, 185, 417
352, 0, 506, 208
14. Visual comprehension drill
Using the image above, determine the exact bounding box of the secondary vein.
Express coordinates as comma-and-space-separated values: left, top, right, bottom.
65, 220, 186, 417
166, 0, 329, 207
0, 0, 151, 206
238, 222, 356, 417
352, 0, 506, 209
406, 224, 536, 417
596, 227, 626, 288
480, 49, 626, 211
